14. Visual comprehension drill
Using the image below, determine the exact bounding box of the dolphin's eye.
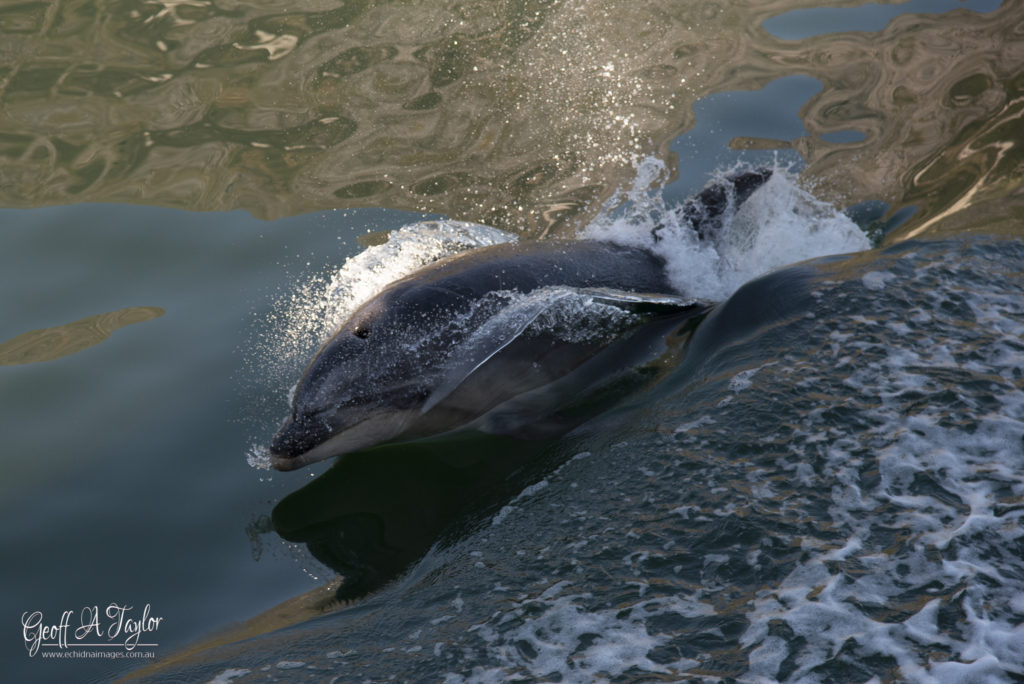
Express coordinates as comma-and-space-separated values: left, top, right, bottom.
353, 325, 370, 339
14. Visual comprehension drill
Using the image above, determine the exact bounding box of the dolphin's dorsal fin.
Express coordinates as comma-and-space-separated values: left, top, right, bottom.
421, 287, 707, 414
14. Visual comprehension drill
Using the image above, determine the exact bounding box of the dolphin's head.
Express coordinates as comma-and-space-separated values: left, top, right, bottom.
268, 282, 472, 471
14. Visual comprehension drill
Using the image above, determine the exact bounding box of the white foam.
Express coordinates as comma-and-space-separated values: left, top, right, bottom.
862, 270, 897, 291
320, 221, 516, 334
746, 635, 788, 681
736, 245, 1024, 681
255, 220, 516, 391
449, 584, 713, 682
729, 362, 777, 392
245, 443, 272, 470
584, 157, 872, 301
207, 669, 250, 684
274, 660, 306, 669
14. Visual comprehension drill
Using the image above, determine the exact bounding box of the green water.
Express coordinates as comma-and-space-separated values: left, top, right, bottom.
0, 204, 434, 679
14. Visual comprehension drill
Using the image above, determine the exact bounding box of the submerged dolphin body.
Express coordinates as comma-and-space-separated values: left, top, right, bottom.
269, 170, 772, 471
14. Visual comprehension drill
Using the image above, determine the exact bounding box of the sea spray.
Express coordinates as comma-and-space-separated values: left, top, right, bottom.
584, 157, 872, 301
255, 220, 517, 391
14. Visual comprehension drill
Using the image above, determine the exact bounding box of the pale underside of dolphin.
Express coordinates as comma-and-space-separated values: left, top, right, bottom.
268, 169, 772, 471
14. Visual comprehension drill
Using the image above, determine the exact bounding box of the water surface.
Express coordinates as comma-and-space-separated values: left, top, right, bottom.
2, 1, 1023, 682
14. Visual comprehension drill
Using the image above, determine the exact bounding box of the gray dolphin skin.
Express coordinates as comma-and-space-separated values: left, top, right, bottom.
269, 240, 703, 470
269, 169, 773, 471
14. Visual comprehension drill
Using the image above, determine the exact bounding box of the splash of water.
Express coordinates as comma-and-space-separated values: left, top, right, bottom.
246, 443, 272, 471
255, 220, 517, 390
319, 221, 517, 334
584, 157, 872, 301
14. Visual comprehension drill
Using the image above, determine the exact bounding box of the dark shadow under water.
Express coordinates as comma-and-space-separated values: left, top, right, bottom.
272, 434, 553, 602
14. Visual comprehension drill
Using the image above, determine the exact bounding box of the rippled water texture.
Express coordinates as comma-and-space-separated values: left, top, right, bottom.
4, 1, 1024, 683
148, 237, 1024, 683
1, 0, 1020, 237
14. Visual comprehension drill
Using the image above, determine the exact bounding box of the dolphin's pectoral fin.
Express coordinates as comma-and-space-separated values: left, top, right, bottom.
421, 287, 710, 415
421, 291, 573, 414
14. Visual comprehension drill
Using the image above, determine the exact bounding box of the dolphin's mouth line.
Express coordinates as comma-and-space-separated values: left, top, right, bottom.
270, 409, 418, 471
269, 448, 325, 472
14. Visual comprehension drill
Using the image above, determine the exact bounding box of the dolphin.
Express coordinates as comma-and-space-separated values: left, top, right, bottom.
268, 169, 772, 471
268, 240, 707, 470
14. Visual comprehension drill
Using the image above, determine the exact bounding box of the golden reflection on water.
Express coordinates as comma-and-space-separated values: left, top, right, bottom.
0, 306, 165, 365
784, 4, 1024, 242
1, 0, 1022, 239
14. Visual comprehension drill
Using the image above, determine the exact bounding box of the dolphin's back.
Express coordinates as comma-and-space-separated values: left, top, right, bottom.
388, 239, 674, 301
